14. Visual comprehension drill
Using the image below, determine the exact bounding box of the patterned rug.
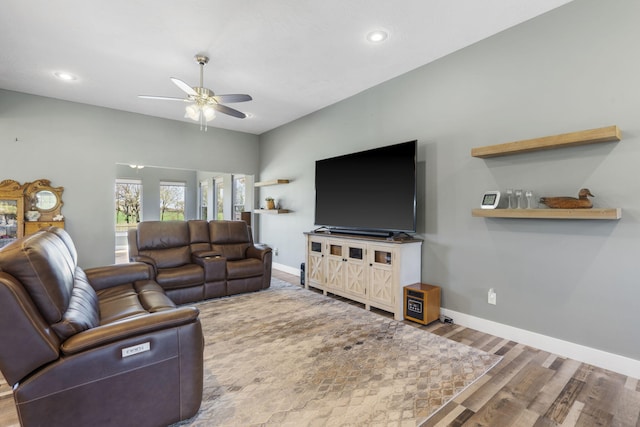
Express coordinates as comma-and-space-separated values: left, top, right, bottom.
172, 279, 501, 426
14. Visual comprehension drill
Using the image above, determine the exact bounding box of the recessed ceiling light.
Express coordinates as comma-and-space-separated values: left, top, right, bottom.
54, 71, 77, 81
366, 30, 389, 43
244, 112, 254, 119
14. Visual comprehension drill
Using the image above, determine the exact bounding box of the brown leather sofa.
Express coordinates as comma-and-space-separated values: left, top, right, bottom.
0, 227, 204, 427
128, 220, 272, 304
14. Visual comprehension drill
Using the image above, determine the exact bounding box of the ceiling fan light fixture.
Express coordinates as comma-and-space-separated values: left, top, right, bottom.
185, 104, 201, 121
185, 104, 216, 122
203, 105, 216, 121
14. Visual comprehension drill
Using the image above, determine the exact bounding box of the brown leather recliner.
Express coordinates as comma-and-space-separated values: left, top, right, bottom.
128, 220, 272, 304
0, 227, 204, 427
129, 220, 209, 304
209, 220, 273, 295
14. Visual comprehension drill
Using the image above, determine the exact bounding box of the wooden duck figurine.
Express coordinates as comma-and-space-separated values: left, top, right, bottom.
539, 188, 594, 209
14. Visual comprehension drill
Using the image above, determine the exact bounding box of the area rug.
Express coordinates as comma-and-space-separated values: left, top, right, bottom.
173, 279, 501, 426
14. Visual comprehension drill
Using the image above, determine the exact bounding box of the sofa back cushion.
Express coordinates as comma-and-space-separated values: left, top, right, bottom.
137, 221, 191, 268
209, 221, 251, 261
51, 268, 100, 340
188, 220, 211, 254
0, 228, 77, 324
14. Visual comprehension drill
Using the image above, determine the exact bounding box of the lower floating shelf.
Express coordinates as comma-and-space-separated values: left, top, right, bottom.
472, 208, 621, 220
254, 209, 291, 214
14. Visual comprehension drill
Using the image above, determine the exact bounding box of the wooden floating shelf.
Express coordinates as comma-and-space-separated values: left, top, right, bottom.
254, 209, 291, 214
255, 179, 289, 187
472, 208, 621, 220
471, 125, 621, 158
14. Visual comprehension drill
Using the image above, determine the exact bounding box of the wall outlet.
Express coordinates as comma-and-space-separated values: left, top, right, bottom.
488, 288, 497, 305
274, 248, 279, 256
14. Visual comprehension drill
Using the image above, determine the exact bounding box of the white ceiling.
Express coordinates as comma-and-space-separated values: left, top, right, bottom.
1, 0, 573, 135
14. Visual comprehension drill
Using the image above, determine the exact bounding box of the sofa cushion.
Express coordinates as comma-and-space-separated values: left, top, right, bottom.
51, 268, 100, 340
140, 246, 191, 269
137, 221, 190, 249
226, 258, 264, 279
0, 229, 76, 324
137, 221, 192, 267
209, 221, 254, 260
212, 243, 250, 261
156, 264, 205, 290
97, 280, 176, 325
47, 226, 78, 266
136, 280, 177, 312
189, 220, 211, 254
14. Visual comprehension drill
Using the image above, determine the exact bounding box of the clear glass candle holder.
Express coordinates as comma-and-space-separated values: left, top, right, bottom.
515, 189, 523, 209
506, 189, 514, 209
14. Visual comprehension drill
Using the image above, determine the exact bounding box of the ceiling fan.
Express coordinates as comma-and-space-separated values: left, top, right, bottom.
139, 55, 252, 130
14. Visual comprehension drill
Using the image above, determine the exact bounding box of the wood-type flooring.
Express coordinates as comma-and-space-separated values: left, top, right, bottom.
1, 270, 637, 426
276, 270, 640, 427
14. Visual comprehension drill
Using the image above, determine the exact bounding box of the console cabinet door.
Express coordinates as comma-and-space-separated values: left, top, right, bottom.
325, 241, 345, 291
368, 245, 396, 310
307, 237, 325, 290
343, 242, 367, 298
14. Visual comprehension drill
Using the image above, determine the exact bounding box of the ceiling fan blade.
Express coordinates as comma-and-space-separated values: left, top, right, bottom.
138, 95, 188, 101
170, 77, 198, 97
211, 103, 247, 119
212, 94, 252, 103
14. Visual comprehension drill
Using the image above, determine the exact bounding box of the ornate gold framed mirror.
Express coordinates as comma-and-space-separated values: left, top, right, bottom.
25, 179, 64, 221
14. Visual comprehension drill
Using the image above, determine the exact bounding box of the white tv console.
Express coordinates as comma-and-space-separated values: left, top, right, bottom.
304, 231, 422, 320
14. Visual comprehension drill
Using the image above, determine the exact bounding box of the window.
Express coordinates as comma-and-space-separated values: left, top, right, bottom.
115, 179, 142, 227
160, 181, 186, 221
199, 180, 209, 220
233, 175, 245, 220
115, 179, 142, 263
215, 178, 224, 220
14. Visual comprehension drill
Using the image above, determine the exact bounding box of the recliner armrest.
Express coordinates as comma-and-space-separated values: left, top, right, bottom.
129, 255, 158, 275
60, 306, 200, 355
246, 244, 272, 261
192, 253, 226, 282
85, 262, 154, 291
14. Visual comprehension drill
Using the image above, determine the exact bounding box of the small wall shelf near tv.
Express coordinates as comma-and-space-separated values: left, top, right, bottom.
470, 125, 621, 158
472, 208, 621, 220
254, 209, 291, 214
255, 179, 289, 187
255, 179, 291, 214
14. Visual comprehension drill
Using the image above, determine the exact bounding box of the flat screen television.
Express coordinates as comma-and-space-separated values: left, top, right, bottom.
314, 140, 417, 236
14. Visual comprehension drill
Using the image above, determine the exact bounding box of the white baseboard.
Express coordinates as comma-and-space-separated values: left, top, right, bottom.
441, 308, 640, 379
273, 262, 301, 277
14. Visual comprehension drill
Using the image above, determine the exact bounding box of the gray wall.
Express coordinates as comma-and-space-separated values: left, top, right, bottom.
1, 89, 259, 267
258, 0, 640, 360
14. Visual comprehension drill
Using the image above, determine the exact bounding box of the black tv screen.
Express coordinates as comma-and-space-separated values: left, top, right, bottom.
314, 140, 417, 234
